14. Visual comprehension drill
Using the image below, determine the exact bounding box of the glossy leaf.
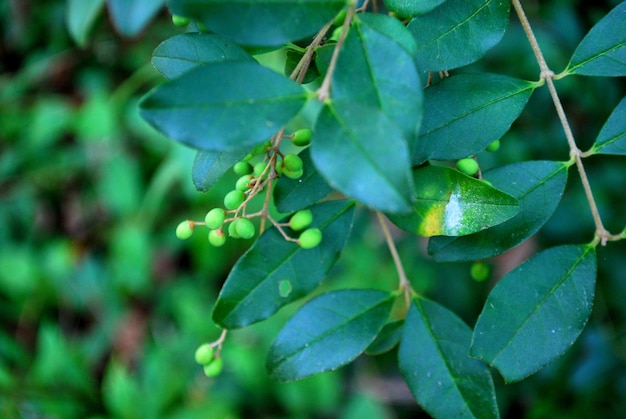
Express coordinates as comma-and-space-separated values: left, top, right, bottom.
108, 0, 165, 37
384, 0, 446, 17
429, 161, 568, 261
66, 0, 106, 47
413, 74, 536, 163
139, 62, 307, 151
387, 165, 518, 237
365, 320, 404, 355
212, 200, 356, 329
565, 1, 626, 77
192, 148, 247, 192
333, 13, 423, 142
407, 0, 510, 72
152, 33, 253, 79
471, 245, 597, 383
399, 299, 499, 419
167, 0, 346, 46
267, 289, 394, 381
273, 149, 334, 213
284, 49, 320, 84
311, 102, 415, 213
590, 97, 626, 155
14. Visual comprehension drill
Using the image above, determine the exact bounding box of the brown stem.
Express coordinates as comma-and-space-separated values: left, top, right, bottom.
376, 212, 413, 307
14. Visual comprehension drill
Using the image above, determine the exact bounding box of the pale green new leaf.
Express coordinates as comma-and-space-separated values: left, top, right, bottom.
108, 0, 165, 37
65, 0, 106, 47
267, 289, 394, 381
590, 97, 626, 155
565, 0, 626, 77
399, 299, 499, 419
471, 245, 597, 383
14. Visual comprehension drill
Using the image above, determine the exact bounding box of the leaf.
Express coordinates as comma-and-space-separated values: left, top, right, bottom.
191, 148, 247, 192
471, 245, 597, 383
387, 165, 519, 237
384, 0, 446, 17
267, 289, 394, 381
273, 148, 334, 213
167, 0, 346, 46
139, 61, 308, 151
413, 74, 536, 163
333, 13, 423, 143
107, 0, 165, 37
590, 96, 626, 155
428, 161, 568, 261
565, 1, 626, 77
407, 0, 510, 72
399, 299, 499, 419
65, 0, 106, 47
285, 49, 320, 84
212, 200, 356, 329
365, 319, 404, 355
311, 102, 415, 213
152, 33, 253, 79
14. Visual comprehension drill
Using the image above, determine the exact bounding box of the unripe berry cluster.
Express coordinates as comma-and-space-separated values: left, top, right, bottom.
194, 343, 223, 378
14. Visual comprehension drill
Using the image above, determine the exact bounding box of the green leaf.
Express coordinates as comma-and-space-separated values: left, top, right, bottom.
139, 61, 308, 151
365, 319, 404, 355
384, 0, 446, 17
285, 49, 320, 84
152, 33, 253, 79
267, 289, 394, 381
273, 148, 334, 213
333, 13, 423, 142
168, 0, 346, 46
65, 0, 106, 47
107, 0, 165, 37
387, 165, 519, 237
413, 74, 536, 163
565, 1, 626, 77
311, 102, 415, 213
407, 0, 510, 72
429, 161, 568, 261
212, 200, 356, 329
399, 299, 499, 419
590, 97, 626, 155
192, 148, 247, 192
471, 245, 597, 383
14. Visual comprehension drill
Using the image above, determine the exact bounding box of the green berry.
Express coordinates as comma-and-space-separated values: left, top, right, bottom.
329, 26, 343, 42
227, 221, 240, 238
203, 357, 223, 378
289, 210, 313, 231
235, 175, 253, 192
194, 343, 214, 365
176, 220, 194, 240
282, 154, 303, 172
283, 167, 304, 179
224, 190, 245, 210
233, 161, 252, 176
241, 153, 254, 162
486, 139, 501, 152
208, 229, 226, 247
292, 128, 312, 147
235, 218, 255, 239
456, 158, 479, 176
470, 262, 490, 282
172, 15, 190, 27
204, 208, 226, 229
298, 228, 322, 249
251, 140, 272, 156
253, 161, 268, 178
333, 9, 348, 27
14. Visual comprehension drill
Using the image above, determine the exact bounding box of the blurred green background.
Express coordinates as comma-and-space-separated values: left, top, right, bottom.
1, 0, 625, 417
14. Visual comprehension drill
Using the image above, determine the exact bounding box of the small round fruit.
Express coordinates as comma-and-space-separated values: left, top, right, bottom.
470, 262, 490, 282
251, 140, 272, 156
203, 357, 223, 378
233, 161, 252, 176
171, 15, 190, 27
329, 26, 343, 42
253, 161, 268, 178
283, 168, 304, 180
235, 218, 255, 239
204, 208, 226, 229
486, 139, 500, 152
194, 343, 214, 365
333, 9, 348, 27
208, 229, 226, 247
224, 190, 245, 210
298, 228, 322, 249
456, 158, 479, 176
227, 221, 240, 238
282, 154, 303, 172
289, 210, 313, 231
291, 128, 312, 147
176, 220, 194, 240
235, 175, 253, 192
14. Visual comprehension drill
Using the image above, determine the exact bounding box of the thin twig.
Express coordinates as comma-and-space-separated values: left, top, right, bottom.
376, 212, 412, 307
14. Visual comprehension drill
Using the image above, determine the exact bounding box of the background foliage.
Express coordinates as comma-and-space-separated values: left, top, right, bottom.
1, 0, 625, 417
